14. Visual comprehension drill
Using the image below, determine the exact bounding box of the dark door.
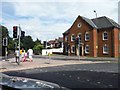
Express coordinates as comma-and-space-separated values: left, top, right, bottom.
79, 46, 82, 56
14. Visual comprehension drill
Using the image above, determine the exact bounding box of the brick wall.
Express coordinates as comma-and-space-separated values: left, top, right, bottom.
64, 16, 95, 56
97, 28, 113, 57
92, 29, 97, 57
63, 16, 120, 57
113, 28, 119, 58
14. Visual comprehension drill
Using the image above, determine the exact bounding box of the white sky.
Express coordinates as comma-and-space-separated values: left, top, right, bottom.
1, 0, 119, 41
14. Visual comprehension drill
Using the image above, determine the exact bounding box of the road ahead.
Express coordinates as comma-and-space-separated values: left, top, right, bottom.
3, 63, 118, 89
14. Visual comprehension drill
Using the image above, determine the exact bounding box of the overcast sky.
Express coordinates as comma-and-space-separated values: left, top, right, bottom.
1, 0, 119, 41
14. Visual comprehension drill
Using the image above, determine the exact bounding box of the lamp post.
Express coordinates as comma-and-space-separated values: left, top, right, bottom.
94, 10, 97, 18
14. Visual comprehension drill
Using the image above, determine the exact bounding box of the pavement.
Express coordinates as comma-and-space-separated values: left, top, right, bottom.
35, 55, 119, 61
0, 55, 118, 72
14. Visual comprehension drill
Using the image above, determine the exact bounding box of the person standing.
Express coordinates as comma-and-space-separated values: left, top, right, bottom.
27, 48, 33, 62
15, 48, 19, 63
23, 52, 27, 62
20, 48, 25, 62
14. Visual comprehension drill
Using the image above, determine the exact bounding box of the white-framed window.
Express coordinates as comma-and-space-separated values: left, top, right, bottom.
85, 45, 90, 54
103, 44, 109, 54
65, 36, 68, 42
103, 31, 108, 40
71, 45, 75, 53
85, 32, 90, 41
78, 33, 82, 42
71, 34, 75, 41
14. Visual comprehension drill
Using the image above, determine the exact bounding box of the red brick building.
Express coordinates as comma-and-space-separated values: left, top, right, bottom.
63, 15, 120, 58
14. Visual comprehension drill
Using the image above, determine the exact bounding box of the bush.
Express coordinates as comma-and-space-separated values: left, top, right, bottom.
33, 44, 44, 55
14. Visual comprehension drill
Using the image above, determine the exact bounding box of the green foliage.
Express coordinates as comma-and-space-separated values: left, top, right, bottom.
0, 25, 44, 55
0, 26, 9, 38
8, 37, 14, 50
34, 38, 41, 46
21, 35, 34, 50
0, 26, 10, 55
33, 44, 44, 55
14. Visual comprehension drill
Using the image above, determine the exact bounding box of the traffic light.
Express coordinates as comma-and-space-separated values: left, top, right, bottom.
13, 26, 18, 38
21, 31, 25, 38
3, 38, 8, 46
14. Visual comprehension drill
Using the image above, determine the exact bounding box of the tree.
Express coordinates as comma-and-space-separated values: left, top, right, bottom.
1, 25, 9, 38
33, 38, 43, 55
34, 38, 41, 46
8, 37, 14, 51
0, 25, 9, 56
21, 35, 34, 51
33, 44, 44, 55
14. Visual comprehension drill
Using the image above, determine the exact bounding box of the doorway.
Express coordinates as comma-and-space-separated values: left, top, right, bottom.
79, 46, 82, 56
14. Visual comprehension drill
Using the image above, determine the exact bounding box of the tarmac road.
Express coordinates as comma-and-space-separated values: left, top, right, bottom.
3, 63, 118, 89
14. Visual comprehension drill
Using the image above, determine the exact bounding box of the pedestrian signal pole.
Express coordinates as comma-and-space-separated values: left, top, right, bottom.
13, 25, 25, 65
18, 25, 21, 65
78, 37, 80, 61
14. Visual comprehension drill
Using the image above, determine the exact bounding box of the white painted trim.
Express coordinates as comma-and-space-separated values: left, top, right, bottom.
103, 44, 109, 54
71, 45, 75, 53
71, 34, 75, 42
102, 31, 108, 40
85, 45, 90, 54
85, 32, 90, 41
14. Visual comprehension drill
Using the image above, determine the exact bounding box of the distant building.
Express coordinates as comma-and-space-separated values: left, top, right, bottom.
63, 15, 120, 57
42, 37, 63, 55
48, 40, 55, 48
47, 37, 63, 48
